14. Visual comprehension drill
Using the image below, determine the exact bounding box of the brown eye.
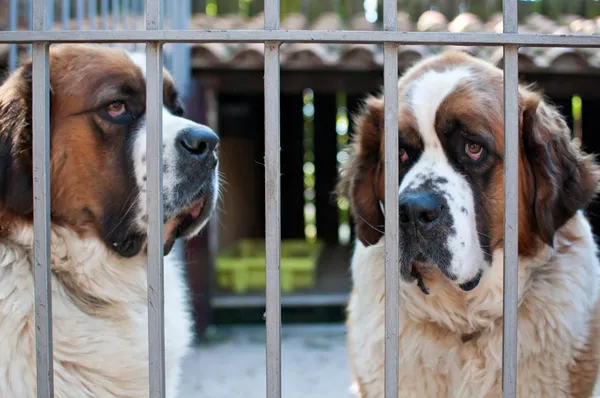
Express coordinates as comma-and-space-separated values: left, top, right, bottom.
465, 142, 483, 160
399, 148, 409, 163
106, 101, 127, 118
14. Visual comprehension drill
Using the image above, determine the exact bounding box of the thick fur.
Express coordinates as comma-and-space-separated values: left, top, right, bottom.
0, 227, 192, 398
0, 44, 220, 397
340, 51, 600, 397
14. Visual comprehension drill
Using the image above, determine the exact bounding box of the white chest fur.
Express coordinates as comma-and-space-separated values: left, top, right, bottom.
0, 227, 192, 398
347, 214, 600, 398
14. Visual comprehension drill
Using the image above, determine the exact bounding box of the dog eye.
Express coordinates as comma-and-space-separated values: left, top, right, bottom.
465, 142, 483, 160
103, 100, 135, 124
106, 101, 129, 118
399, 148, 409, 163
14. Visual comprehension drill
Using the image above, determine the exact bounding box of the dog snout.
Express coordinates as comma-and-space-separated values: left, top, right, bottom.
177, 126, 219, 162
399, 192, 446, 228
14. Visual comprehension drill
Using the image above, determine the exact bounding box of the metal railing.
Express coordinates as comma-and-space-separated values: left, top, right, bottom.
6, 0, 191, 98
2, 0, 600, 397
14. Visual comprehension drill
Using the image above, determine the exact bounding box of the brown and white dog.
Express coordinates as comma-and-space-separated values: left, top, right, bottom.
0, 44, 219, 397
339, 51, 600, 397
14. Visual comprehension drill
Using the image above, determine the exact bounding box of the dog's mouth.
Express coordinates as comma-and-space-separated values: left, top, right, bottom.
162, 195, 212, 256
407, 254, 482, 295
171, 196, 208, 239
458, 269, 483, 292
408, 256, 431, 295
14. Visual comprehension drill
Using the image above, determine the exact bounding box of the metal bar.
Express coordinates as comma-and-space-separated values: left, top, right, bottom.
264, 0, 281, 397
61, 0, 70, 30
145, 0, 165, 396
89, 0, 97, 29
76, 0, 84, 30
32, 0, 53, 396
383, 0, 399, 396
112, 0, 119, 29
46, 0, 54, 30
0, 30, 599, 46
122, 0, 129, 29
101, 0, 108, 29
502, 0, 519, 395
27, 0, 33, 55
133, 0, 143, 51
8, 0, 17, 72
264, 41, 282, 398
169, 0, 190, 99
211, 293, 349, 308
123, 0, 132, 50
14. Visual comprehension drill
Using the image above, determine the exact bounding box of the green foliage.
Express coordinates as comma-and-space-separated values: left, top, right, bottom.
192, 0, 599, 22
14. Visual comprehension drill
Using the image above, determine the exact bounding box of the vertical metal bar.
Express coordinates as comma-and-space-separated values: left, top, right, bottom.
383, 0, 399, 397
32, 0, 53, 396
133, 0, 142, 51
62, 0, 70, 30
76, 0, 84, 30
170, 0, 190, 99
101, 0, 108, 29
502, 0, 519, 396
89, 0, 97, 29
122, 0, 129, 29
8, 0, 17, 72
122, 0, 132, 50
100, 0, 108, 28
264, 0, 281, 396
27, 0, 33, 55
112, 0, 120, 28
46, 0, 54, 30
145, 0, 165, 396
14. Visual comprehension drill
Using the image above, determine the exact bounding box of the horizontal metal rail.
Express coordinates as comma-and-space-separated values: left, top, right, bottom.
0, 30, 599, 47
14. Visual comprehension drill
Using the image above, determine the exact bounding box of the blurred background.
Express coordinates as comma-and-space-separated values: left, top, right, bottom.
1, 0, 599, 396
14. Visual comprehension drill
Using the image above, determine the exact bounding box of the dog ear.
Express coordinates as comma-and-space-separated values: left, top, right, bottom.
521, 90, 600, 247
337, 95, 385, 246
0, 61, 34, 217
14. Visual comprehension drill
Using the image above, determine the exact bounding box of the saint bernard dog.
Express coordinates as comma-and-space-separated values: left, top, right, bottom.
339, 50, 600, 397
0, 44, 219, 397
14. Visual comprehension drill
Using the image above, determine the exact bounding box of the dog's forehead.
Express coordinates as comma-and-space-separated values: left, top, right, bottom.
407, 67, 472, 149
126, 51, 178, 102
398, 68, 474, 194
127, 52, 147, 77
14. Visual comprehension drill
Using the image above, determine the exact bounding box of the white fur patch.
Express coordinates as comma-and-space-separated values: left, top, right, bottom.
127, 52, 218, 229
0, 226, 192, 398
398, 67, 482, 284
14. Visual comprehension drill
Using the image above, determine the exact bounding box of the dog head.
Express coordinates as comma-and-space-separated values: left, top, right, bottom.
339, 51, 599, 293
0, 44, 220, 258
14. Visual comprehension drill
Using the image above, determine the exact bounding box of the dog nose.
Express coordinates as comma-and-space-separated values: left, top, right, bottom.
177, 127, 219, 159
399, 192, 446, 226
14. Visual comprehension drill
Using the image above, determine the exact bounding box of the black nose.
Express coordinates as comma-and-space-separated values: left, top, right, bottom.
399, 192, 446, 226
177, 127, 219, 158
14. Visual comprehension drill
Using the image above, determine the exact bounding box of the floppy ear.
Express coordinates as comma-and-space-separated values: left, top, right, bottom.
0, 61, 34, 217
337, 95, 385, 246
521, 90, 600, 247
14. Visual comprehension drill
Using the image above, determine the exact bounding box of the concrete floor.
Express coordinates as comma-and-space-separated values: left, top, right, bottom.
178, 324, 355, 398
178, 324, 600, 398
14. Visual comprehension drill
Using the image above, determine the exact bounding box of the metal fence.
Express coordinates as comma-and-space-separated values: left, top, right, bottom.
2, 0, 600, 397
6, 0, 192, 98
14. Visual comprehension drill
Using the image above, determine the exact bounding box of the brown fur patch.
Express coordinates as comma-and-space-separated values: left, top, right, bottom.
568, 294, 600, 398
339, 49, 600, 258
